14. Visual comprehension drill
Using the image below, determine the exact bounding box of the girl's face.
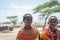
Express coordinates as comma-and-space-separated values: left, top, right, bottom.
48, 18, 58, 30
24, 16, 32, 26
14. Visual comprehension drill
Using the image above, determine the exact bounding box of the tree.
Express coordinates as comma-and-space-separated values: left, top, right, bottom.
33, 0, 60, 30
20, 22, 23, 24
7, 16, 18, 26
2, 22, 11, 24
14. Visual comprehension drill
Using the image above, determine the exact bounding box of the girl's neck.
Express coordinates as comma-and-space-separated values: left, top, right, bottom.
24, 25, 31, 30
49, 27, 56, 32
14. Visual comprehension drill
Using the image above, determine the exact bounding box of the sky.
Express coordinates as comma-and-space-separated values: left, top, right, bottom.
0, 0, 60, 23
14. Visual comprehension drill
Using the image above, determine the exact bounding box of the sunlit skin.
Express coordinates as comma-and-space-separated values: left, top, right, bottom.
24, 15, 32, 30
16, 14, 40, 40
48, 17, 58, 32
40, 16, 59, 40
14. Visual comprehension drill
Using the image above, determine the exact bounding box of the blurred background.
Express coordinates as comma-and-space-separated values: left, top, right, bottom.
0, 0, 60, 40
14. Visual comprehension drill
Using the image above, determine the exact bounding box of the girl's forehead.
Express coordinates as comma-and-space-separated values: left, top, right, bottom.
50, 18, 57, 20
49, 16, 57, 20
25, 16, 32, 19
49, 18, 57, 22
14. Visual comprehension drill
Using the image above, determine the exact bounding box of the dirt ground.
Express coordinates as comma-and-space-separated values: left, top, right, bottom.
0, 27, 43, 40
1, 27, 60, 40
0, 28, 20, 40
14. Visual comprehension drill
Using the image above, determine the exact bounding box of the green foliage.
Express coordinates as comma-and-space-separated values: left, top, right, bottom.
33, 0, 59, 13
52, 7, 60, 12
2, 22, 11, 24
33, 0, 60, 30
7, 16, 18, 26
7, 16, 17, 19
33, 0, 60, 18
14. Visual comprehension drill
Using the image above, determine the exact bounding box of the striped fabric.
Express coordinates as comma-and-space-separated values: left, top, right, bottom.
16, 26, 40, 40
40, 28, 60, 40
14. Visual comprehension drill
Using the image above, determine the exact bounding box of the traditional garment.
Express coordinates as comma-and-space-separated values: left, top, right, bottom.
16, 26, 40, 40
40, 28, 60, 40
